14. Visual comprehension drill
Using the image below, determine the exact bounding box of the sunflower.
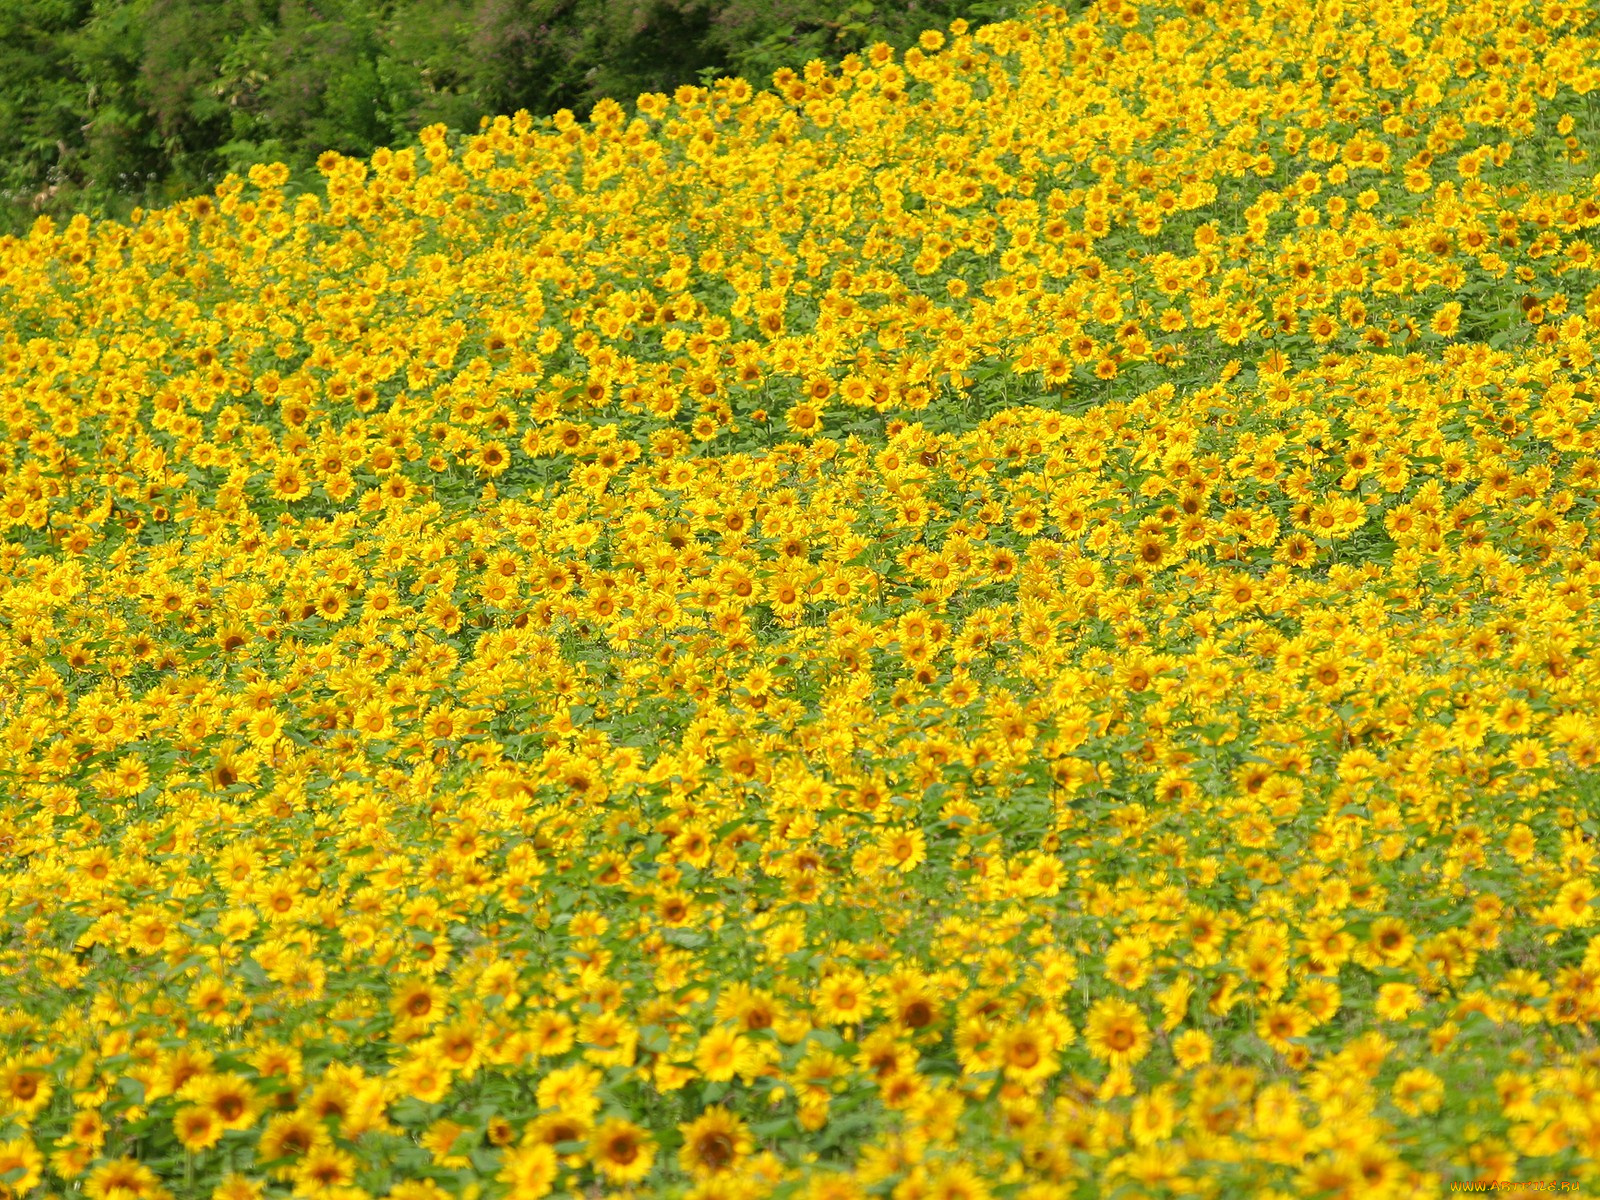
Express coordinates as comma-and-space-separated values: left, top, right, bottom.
995, 1021, 1059, 1087
0, 1139, 42, 1193
575, 1010, 637, 1066
894, 986, 941, 1032
1256, 1002, 1313, 1053
1276, 531, 1317, 567
387, 1182, 452, 1200
786, 403, 822, 436
693, 1024, 757, 1083
1299, 979, 1342, 1025
174, 1105, 223, 1152
292, 1145, 359, 1200
677, 1107, 754, 1176
714, 982, 779, 1033
84, 1158, 161, 1200
1103, 935, 1152, 990
211, 1174, 265, 1200
389, 978, 446, 1026
803, 1173, 867, 1200
924, 1162, 993, 1200
1366, 917, 1415, 967
524, 1111, 590, 1153
879, 826, 927, 873
0, 1062, 50, 1118
534, 1063, 602, 1118
257, 1111, 324, 1177
1391, 1067, 1447, 1117
1171, 1029, 1213, 1069
588, 1117, 655, 1184
498, 1142, 559, 1200
419, 1118, 474, 1168
525, 1010, 576, 1060
1084, 997, 1151, 1067
393, 1056, 453, 1105
189, 1072, 259, 1131
430, 1021, 482, 1074
813, 968, 872, 1026
1375, 982, 1424, 1021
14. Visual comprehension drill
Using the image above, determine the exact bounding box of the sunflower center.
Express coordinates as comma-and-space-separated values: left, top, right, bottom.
699, 1132, 734, 1167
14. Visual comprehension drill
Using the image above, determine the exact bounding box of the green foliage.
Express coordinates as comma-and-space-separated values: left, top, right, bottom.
0, 0, 1029, 235
0, 0, 94, 212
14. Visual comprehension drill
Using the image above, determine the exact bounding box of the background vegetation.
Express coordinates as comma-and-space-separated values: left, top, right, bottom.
0, 0, 1022, 233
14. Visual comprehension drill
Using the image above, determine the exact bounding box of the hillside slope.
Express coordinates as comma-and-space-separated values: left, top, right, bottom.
1, 0, 1600, 1195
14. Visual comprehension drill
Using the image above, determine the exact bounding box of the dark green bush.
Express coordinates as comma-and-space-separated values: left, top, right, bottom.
0, 0, 1024, 234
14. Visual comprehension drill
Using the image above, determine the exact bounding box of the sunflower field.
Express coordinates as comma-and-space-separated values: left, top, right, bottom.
2, 0, 1600, 1196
